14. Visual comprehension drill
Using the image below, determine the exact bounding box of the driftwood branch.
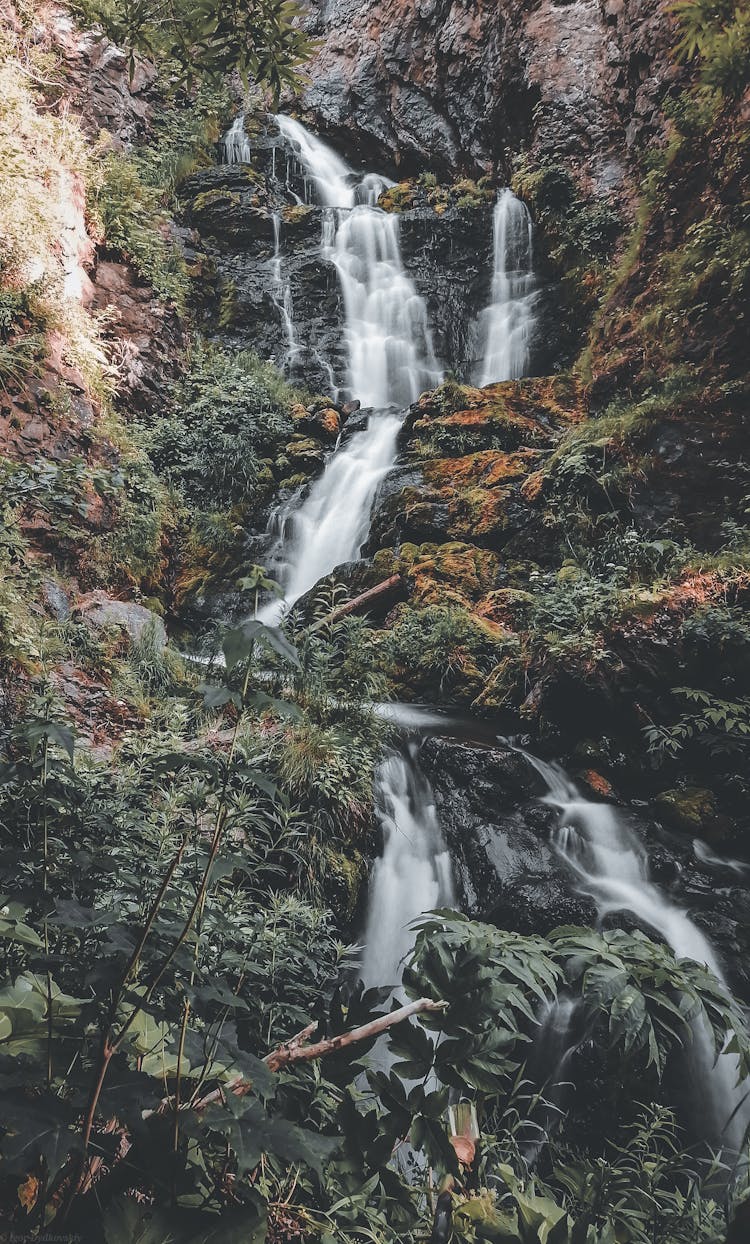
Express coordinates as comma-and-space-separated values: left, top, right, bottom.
265, 995, 446, 1072
193, 996, 448, 1110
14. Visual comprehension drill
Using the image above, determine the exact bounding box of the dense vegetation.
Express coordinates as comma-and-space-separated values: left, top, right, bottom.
0, 0, 749, 1239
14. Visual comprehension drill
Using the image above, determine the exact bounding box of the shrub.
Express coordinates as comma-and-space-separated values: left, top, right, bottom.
145, 344, 294, 511
91, 152, 191, 309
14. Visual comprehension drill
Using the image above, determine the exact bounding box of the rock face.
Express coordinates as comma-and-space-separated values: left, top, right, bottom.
298, 0, 683, 192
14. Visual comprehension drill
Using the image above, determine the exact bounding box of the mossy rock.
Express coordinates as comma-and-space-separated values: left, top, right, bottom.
322, 846, 367, 923
655, 786, 727, 841
191, 188, 241, 214
282, 203, 316, 228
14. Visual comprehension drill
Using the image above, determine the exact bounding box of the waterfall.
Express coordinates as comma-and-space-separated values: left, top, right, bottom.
260, 117, 441, 620
361, 746, 454, 989
523, 751, 750, 1154
221, 114, 252, 165
474, 189, 536, 385
270, 212, 299, 369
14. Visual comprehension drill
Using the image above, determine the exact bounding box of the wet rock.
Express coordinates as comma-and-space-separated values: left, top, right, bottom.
420, 735, 598, 933
339, 407, 373, 442
655, 787, 728, 843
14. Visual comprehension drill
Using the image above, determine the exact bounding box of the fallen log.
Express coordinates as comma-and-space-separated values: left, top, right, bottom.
307, 573, 404, 632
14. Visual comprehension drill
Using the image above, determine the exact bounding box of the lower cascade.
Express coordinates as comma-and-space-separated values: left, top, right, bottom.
522, 750, 750, 1154
361, 746, 454, 990
474, 188, 536, 384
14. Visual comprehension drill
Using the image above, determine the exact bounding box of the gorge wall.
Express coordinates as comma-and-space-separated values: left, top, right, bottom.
298, 0, 683, 192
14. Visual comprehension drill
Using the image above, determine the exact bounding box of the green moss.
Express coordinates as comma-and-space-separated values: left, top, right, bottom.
321, 847, 366, 923
654, 787, 722, 836
282, 203, 315, 227
191, 188, 240, 214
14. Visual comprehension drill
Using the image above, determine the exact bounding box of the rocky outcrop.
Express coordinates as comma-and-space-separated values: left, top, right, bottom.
419, 734, 750, 998
40, 3, 158, 146
87, 260, 184, 416
298, 0, 684, 192
367, 377, 578, 554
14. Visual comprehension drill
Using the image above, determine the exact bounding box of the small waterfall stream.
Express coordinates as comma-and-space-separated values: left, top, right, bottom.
260, 117, 441, 620
522, 751, 750, 1153
222, 113, 252, 165
474, 188, 536, 384
270, 212, 299, 369
361, 746, 454, 990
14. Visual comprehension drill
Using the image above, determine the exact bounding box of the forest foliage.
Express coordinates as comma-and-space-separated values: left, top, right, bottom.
0, 0, 749, 1239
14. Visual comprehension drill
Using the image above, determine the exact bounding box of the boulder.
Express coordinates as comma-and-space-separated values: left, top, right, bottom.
77, 592, 166, 649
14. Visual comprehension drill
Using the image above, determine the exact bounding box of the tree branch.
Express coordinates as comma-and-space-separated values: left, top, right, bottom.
192, 996, 448, 1109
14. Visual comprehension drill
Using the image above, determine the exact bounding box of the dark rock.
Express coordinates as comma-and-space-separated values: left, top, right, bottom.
419, 736, 597, 932
296, 0, 685, 193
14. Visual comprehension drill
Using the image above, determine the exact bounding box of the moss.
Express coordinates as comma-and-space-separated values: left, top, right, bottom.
655, 786, 724, 838
387, 599, 507, 703
191, 187, 241, 214
282, 203, 315, 227
377, 181, 416, 213
322, 847, 367, 923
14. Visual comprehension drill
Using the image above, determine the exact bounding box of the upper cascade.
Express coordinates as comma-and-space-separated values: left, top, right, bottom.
258, 119, 441, 619
275, 114, 440, 409
474, 188, 536, 384
221, 113, 252, 165
275, 113, 356, 208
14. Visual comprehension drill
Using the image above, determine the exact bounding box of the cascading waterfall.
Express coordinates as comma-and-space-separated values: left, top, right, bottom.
221, 114, 252, 165
474, 188, 536, 385
361, 746, 454, 989
260, 117, 441, 621
522, 751, 750, 1153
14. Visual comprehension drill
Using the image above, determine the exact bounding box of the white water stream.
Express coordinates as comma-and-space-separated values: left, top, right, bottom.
523, 751, 750, 1153
270, 212, 299, 370
474, 188, 536, 384
222, 114, 252, 165
361, 746, 454, 990
260, 117, 441, 621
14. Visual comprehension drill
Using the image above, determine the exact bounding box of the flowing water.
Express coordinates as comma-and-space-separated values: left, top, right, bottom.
521, 750, 750, 1153
260, 117, 441, 620
474, 188, 536, 385
361, 746, 454, 990
221, 114, 252, 165
270, 212, 299, 370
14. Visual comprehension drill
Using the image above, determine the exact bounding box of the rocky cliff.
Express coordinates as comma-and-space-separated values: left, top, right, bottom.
299, 0, 684, 193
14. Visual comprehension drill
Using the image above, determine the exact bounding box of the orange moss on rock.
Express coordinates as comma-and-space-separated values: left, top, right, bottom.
405, 375, 583, 454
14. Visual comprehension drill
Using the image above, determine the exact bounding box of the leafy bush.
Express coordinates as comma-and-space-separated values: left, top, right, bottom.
673, 0, 750, 100
91, 152, 191, 309
145, 343, 294, 511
